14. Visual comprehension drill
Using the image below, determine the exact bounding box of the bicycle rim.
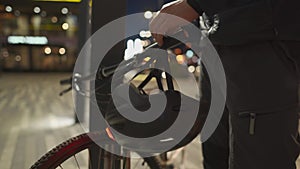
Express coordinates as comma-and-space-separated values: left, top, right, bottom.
30, 131, 162, 169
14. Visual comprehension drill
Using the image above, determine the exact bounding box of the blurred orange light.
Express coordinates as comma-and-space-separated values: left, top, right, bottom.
51, 16, 58, 23
174, 48, 182, 55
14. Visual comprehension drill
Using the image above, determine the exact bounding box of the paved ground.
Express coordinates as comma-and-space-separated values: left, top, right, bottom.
0, 73, 299, 169
0, 73, 202, 169
0, 73, 85, 169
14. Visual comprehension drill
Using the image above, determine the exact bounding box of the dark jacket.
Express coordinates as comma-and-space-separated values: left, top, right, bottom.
187, 0, 300, 45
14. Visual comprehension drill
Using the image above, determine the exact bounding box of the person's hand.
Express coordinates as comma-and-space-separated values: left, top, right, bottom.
149, 0, 199, 46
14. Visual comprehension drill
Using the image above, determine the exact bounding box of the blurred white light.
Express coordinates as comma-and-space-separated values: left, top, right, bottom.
124, 39, 134, 60
188, 65, 195, 73
59, 48, 66, 55
161, 72, 166, 79
139, 30, 146, 37
144, 31, 152, 38
139, 30, 152, 38
62, 23, 69, 30
14, 10, 20, 16
61, 7, 69, 14
51, 16, 58, 23
186, 50, 194, 58
15, 55, 21, 62
44, 47, 51, 54
41, 11, 47, 17
124, 39, 144, 60
8, 36, 48, 45
134, 38, 143, 54
33, 6, 41, 14
5, 5, 12, 13
3, 51, 9, 57
144, 11, 153, 19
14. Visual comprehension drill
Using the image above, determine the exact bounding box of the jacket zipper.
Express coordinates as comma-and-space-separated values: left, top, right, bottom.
239, 111, 256, 135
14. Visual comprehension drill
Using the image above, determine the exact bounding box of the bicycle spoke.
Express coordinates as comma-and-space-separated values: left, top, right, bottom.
30, 132, 161, 169
73, 155, 80, 169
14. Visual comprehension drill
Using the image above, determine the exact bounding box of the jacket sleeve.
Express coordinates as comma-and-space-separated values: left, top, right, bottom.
186, 0, 229, 15
186, 0, 203, 14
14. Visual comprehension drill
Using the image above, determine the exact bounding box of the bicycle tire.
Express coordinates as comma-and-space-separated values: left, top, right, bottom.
30, 131, 162, 169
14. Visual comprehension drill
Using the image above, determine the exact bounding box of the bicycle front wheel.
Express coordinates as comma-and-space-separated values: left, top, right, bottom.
30, 131, 162, 169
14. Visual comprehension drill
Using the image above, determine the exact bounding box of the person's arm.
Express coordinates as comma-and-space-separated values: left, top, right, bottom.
149, 0, 201, 46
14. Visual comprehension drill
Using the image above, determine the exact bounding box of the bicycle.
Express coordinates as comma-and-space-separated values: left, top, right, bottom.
30, 30, 206, 169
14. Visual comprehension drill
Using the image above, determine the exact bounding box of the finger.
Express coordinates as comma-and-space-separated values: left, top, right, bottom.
150, 16, 166, 35
153, 34, 164, 46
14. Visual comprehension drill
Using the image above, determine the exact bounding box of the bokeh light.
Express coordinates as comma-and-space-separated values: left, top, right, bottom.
144, 11, 153, 19
15, 55, 22, 62
188, 65, 195, 73
176, 55, 185, 64
51, 16, 58, 23
186, 50, 194, 58
33, 6, 41, 14
62, 23, 69, 30
61, 7, 69, 15
44, 47, 51, 55
59, 48, 66, 55
5, 5, 13, 13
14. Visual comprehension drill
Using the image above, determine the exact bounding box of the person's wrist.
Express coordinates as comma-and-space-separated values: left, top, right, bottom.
179, 0, 200, 21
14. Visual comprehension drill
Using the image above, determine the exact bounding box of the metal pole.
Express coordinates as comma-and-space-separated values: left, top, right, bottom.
90, 0, 126, 168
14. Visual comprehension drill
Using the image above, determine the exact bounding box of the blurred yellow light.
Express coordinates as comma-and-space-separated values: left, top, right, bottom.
143, 57, 151, 62
62, 23, 69, 30
176, 55, 185, 64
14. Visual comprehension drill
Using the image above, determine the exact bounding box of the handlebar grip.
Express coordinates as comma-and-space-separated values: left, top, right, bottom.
60, 78, 72, 85
147, 30, 186, 50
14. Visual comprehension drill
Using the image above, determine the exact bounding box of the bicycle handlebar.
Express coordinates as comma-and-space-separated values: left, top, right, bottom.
148, 30, 186, 50
60, 78, 72, 85
59, 30, 187, 96
97, 30, 186, 80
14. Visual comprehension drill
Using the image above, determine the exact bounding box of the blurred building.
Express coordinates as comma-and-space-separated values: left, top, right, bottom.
0, 0, 81, 71
0, 0, 181, 72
